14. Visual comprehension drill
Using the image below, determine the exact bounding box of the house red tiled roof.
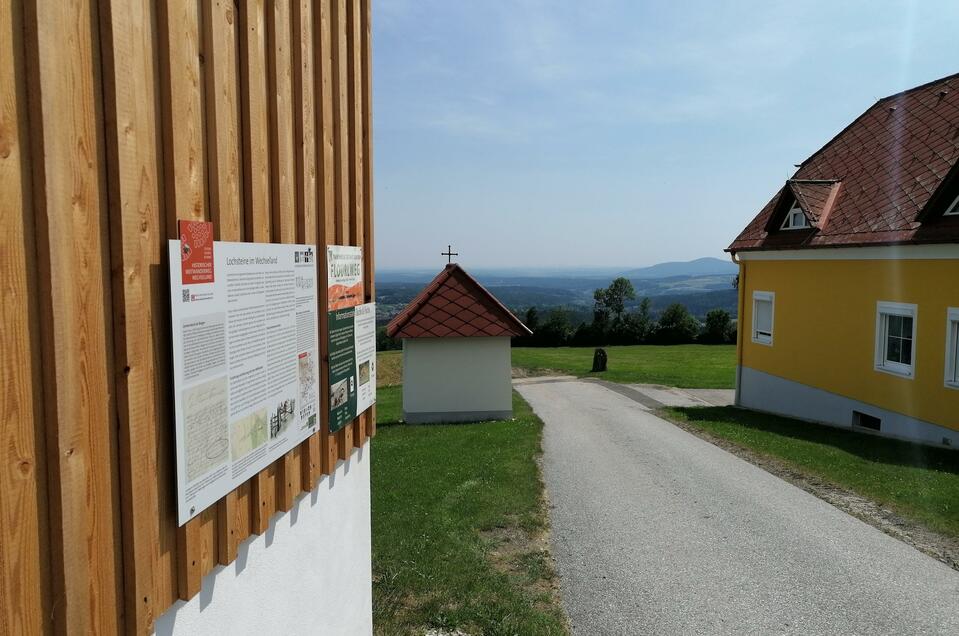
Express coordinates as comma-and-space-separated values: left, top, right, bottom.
730, 72, 959, 252
386, 264, 533, 339
788, 180, 841, 227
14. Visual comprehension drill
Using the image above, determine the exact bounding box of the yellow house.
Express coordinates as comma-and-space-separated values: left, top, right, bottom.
728, 73, 959, 447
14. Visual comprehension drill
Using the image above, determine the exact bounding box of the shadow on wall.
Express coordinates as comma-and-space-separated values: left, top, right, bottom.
152, 444, 367, 636
675, 406, 959, 474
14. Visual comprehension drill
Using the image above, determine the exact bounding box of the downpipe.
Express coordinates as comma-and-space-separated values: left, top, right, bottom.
731, 251, 744, 406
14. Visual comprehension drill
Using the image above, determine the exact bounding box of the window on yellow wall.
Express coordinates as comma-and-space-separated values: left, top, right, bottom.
875, 302, 917, 378
752, 291, 774, 345
946, 308, 959, 389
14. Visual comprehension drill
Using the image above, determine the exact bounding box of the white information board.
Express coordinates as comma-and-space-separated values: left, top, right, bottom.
169, 235, 320, 525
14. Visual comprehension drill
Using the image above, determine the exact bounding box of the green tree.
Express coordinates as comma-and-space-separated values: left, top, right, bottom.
701, 308, 733, 344
524, 306, 540, 333
607, 297, 652, 345
376, 326, 402, 351
594, 277, 636, 320
520, 307, 541, 345
653, 302, 700, 344
537, 308, 573, 347
593, 277, 636, 343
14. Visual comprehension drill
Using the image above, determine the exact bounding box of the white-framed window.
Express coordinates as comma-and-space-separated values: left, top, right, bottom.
780, 201, 810, 229
946, 308, 959, 389
874, 301, 917, 378
752, 291, 774, 345
945, 194, 959, 216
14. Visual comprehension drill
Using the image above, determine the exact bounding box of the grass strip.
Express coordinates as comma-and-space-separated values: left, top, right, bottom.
371, 386, 568, 635
511, 344, 736, 388
666, 405, 959, 538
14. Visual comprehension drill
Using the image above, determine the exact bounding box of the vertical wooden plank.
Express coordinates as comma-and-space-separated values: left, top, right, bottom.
267, 0, 297, 245
293, 0, 321, 490
316, 0, 339, 473
331, 0, 351, 241
99, 0, 178, 629
316, 0, 335, 230
157, 0, 218, 600
202, 0, 253, 567
240, 0, 272, 242
347, 0, 366, 449
293, 0, 317, 247
331, 0, 353, 458
23, 0, 125, 631
302, 433, 321, 490
157, 0, 208, 225
204, 0, 244, 241
361, 0, 375, 437
0, 1, 52, 632
282, 445, 302, 510
268, 0, 302, 513
239, 0, 277, 536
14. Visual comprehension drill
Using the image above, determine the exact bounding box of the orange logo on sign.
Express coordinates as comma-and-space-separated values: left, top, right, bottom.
179, 220, 214, 285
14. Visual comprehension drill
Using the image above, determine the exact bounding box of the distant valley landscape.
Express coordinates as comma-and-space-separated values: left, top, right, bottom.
376, 257, 739, 324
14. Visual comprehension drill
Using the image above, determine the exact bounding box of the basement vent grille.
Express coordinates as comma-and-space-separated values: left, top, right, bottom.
852, 411, 881, 431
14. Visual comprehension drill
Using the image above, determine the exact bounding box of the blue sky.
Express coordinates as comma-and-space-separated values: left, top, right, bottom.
372, 0, 959, 270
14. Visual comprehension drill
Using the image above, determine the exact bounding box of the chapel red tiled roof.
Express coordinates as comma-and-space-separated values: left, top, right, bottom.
729, 72, 959, 252
386, 264, 533, 339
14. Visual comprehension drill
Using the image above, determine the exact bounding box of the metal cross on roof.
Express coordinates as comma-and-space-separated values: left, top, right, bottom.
441, 244, 458, 264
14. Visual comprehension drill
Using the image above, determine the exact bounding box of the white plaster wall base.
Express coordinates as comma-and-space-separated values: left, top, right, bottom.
738, 366, 958, 448
153, 442, 372, 636
402, 337, 512, 421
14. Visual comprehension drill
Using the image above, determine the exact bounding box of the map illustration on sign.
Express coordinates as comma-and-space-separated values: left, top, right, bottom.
169, 225, 320, 525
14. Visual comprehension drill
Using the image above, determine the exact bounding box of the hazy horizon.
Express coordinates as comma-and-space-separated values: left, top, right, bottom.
376, 255, 733, 274
373, 1, 959, 270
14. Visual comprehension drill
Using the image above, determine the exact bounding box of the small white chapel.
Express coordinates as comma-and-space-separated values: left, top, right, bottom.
386, 261, 532, 423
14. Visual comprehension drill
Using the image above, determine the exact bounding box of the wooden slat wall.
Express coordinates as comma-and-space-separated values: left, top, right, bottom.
0, 1, 375, 633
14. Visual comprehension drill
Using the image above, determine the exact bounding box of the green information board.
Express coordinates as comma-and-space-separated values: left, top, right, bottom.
328, 307, 358, 433
327, 302, 377, 433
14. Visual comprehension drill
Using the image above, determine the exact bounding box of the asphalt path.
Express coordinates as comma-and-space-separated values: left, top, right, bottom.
515, 378, 959, 635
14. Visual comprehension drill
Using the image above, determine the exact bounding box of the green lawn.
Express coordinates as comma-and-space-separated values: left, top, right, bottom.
371, 386, 568, 635
376, 350, 402, 388
512, 344, 736, 389
666, 406, 959, 538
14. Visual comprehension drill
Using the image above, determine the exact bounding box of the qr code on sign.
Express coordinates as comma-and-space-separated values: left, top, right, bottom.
182, 289, 190, 302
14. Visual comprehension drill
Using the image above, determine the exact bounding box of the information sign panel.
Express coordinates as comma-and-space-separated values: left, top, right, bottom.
328, 302, 376, 432
169, 222, 319, 525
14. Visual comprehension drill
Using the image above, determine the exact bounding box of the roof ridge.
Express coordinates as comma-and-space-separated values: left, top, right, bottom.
796, 72, 959, 173
877, 71, 959, 103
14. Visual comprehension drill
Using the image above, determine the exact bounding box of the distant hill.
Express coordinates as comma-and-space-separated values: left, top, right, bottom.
376, 257, 741, 324
621, 257, 737, 279
378, 258, 737, 283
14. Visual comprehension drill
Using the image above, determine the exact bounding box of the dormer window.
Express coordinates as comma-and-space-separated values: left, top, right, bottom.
780, 201, 810, 229
945, 193, 959, 216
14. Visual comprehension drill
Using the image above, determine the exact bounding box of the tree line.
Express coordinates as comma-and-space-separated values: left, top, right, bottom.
376, 276, 738, 350
517, 277, 736, 347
